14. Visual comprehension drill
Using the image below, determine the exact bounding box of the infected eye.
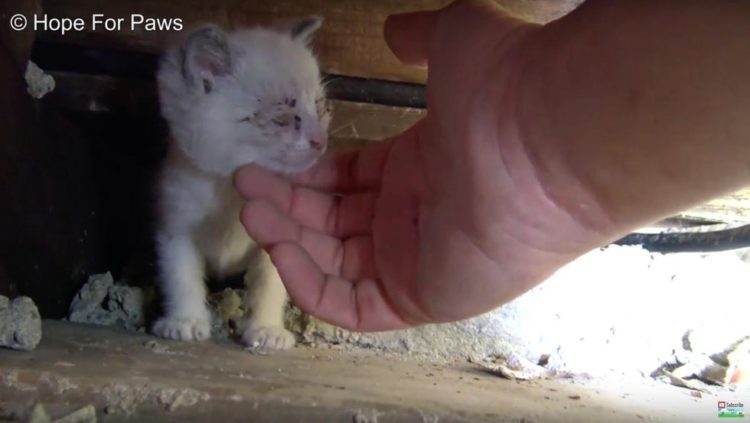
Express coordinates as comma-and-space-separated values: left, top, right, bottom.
238, 112, 258, 123
293, 115, 301, 131
272, 117, 289, 127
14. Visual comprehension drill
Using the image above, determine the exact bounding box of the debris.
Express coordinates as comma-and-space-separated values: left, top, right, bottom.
0, 295, 42, 351
659, 369, 709, 393
143, 340, 171, 354
68, 276, 243, 339
25, 61, 55, 99
40, 372, 77, 395
23, 403, 96, 423
27, 402, 51, 423
53, 405, 96, 423
102, 384, 151, 415
158, 388, 206, 411
671, 353, 716, 379
352, 409, 381, 423
568, 395, 581, 400
724, 337, 750, 387
668, 336, 750, 388
470, 353, 550, 381
208, 288, 244, 337
0, 370, 36, 391
102, 384, 207, 415
67, 273, 148, 332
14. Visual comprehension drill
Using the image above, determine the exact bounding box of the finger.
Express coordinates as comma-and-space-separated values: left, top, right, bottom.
384, 10, 437, 67
241, 199, 379, 279
287, 190, 377, 238
235, 167, 376, 238
292, 138, 394, 192
270, 242, 410, 331
234, 164, 292, 207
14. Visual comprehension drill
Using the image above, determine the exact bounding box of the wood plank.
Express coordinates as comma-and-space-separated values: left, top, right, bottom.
328, 100, 424, 144
681, 188, 750, 224
45, 70, 425, 146
43, 71, 750, 223
38, 0, 583, 83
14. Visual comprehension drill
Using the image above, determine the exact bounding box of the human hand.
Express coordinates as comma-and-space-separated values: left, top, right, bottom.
234, 0, 605, 331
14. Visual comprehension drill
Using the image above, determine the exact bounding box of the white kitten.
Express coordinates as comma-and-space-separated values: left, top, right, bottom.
152, 18, 330, 351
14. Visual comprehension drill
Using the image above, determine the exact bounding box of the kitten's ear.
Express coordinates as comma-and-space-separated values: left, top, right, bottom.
181, 25, 232, 94
290, 16, 323, 44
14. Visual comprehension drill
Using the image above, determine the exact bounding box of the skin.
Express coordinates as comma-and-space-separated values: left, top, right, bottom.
234, 0, 750, 331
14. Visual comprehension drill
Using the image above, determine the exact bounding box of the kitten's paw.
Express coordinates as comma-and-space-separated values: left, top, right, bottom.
241, 325, 296, 352
152, 316, 211, 341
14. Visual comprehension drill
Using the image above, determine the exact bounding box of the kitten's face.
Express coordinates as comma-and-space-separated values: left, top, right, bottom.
228, 87, 331, 174
158, 19, 330, 175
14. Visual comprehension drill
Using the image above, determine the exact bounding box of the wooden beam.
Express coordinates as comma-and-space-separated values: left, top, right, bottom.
38, 0, 583, 83
44, 71, 425, 147
681, 188, 750, 224
43, 71, 750, 224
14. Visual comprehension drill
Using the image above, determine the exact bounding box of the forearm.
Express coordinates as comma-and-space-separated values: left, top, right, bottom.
518, 0, 750, 238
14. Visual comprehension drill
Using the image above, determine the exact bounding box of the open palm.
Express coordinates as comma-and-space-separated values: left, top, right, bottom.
235, 1, 596, 331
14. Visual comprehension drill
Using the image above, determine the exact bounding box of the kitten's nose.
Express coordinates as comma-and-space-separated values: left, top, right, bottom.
309, 139, 325, 151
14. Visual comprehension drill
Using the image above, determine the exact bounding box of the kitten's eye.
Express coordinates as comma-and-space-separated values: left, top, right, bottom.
238, 116, 252, 123
293, 115, 301, 131
272, 118, 289, 127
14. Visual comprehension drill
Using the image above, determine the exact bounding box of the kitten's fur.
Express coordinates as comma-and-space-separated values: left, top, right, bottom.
153, 18, 330, 350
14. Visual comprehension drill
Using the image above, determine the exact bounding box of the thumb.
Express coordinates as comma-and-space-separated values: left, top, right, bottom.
385, 1, 532, 68
384, 10, 438, 67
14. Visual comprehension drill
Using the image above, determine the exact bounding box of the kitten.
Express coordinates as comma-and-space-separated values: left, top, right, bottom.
152, 18, 330, 351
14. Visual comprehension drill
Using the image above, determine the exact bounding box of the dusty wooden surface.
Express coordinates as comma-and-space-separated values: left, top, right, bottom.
0, 320, 716, 422
39, 0, 584, 83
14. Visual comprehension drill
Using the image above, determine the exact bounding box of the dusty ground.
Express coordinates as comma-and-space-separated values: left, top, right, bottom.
0, 321, 729, 422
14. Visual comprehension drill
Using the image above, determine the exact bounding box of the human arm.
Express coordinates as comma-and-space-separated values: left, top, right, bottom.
235, 0, 750, 331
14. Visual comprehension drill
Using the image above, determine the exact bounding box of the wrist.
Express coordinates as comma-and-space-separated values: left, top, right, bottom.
510, 26, 619, 254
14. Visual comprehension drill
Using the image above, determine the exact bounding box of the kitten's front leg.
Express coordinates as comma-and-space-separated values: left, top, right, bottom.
240, 248, 295, 351
152, 232, 211, 341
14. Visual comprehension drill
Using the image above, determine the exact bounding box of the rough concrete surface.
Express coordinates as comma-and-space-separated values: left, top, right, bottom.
0, 295, 42, 351
0, 320, 733, 422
